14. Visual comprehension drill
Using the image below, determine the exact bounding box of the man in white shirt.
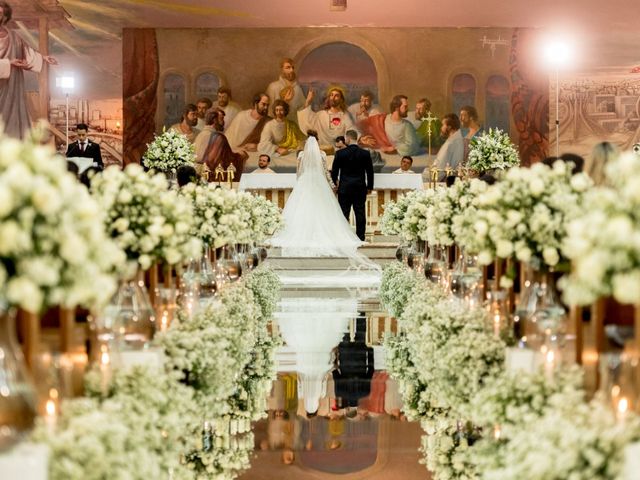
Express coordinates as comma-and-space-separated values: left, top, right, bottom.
430, 113, 464, 181
393, 156, 415, 174
252, 154, 276, 174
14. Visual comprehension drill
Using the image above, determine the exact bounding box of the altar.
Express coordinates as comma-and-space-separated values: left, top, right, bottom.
238, 173, 424, 233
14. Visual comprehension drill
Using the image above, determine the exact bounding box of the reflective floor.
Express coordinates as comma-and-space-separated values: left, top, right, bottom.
240, 284, 429, 479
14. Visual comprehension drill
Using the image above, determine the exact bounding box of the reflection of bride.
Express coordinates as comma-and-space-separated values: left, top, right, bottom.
270, 136, 363, 258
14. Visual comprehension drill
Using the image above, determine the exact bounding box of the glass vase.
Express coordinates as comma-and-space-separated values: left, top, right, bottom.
0, 307, 37, 451
485, 290, 513, 343
109, 273, 156, 351
220, 244, 242, 282
184, 245, 217, 301
425, 244, 447, 285
516, 267, 566, 346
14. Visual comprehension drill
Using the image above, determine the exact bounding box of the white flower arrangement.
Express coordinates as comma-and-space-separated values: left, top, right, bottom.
0, 130, 125, 312
467, 128, 520, 172
246, 193, 284, 244
379, 262, 425, 318
455, 162, 592, 272
142, 128, 195, 174
91, 164, 202, 270
401, 188, 439, 242
560, 152, 640, 305
34, 366, 201, 480
379, 190, 425, 237
480, 396, 640, 480
426, 179, 483, 247
179, 183, 251, 248
412, 299, 506, 417
462, 367, 586, 477
421, 420, 479, 480
245, 265, 282, 321
159, 281, 259, 415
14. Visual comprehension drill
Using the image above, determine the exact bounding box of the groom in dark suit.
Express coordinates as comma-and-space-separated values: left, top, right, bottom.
66, 123, 103, 169
331, 130, 374, 241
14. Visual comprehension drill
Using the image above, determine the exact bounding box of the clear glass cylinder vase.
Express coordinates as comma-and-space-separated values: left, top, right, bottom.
424, 244, 447, 285
110, 273, 156, 351
184, 245, 217, 300
0, 307, 37, 451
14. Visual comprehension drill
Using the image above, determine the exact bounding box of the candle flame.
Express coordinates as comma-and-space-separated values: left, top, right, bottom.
100, 350, 110, 366
46, 399, 56, 416
546, 350, 555, 364
493, 425, 501, 440
618, 397, 629, 415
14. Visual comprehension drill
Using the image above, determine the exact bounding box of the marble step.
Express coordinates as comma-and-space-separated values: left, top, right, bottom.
265, 257, 396, 270
267, 244, 399, 258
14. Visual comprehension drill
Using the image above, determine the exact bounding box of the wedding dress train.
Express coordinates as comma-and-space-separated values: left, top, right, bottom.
270, 136, 364, 258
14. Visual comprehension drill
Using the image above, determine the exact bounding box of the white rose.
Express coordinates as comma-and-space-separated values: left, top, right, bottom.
478, 250, 493, 265
529, 177, 545, 197
496, 240, 514, 258
117, 190, 133, 204
542, 247, 560, 266
515, 246, 532, 263
612, 272, 640, 304
114, 218, 130, 233
7, 277, 43, 312
474, 220, 489, 237
138, 254, 152, 270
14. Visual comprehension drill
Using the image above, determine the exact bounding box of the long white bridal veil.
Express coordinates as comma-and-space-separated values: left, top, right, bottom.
269, 136, 381, 291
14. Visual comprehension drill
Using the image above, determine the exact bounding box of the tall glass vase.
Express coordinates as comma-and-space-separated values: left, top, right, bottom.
109, 273, 156, 351
515, 265, 566, 346
424, 244, 447, 285
184, 245, 217, 301
220, 245, 242, 282
0, 307, 37, 451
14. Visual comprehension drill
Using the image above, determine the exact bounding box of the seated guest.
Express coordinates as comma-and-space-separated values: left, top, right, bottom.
253, 154, 276, 174
177, 165, 198, 187
585, 141, 619, 185
542, 153, 584, 175
66, 123, 104, 169
393, 155, 415, 174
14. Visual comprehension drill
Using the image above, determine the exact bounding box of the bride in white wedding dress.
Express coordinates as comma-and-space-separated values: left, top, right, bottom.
270, 136, 364, 258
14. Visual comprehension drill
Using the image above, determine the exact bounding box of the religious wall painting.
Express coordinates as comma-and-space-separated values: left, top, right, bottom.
485, 74, 510, 133
451, 73, 476, 117
163, 73, 186, 128
298, 41, 379, 111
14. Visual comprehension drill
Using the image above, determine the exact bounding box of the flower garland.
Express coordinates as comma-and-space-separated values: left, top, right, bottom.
0, 130, 125, 313
142, 128, 195, 174
467, 128, 520, 172
91, 164, 202, 270
379, 262, 425, 318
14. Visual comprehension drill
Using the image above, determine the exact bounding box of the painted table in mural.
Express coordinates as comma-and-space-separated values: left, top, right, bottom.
239, 173, 424, 233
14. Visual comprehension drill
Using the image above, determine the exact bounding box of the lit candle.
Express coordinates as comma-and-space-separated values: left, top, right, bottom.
493, 313, 501, 338
544, 349, 556, 379
493, 424, 501, 440
100, 345, 111, 395
617, 396, 630, 423
159, 309, 170, 332
45, 388, 58, 434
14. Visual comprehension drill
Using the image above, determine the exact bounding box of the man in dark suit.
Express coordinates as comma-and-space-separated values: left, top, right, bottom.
66, 123, 103, 169
331, 129, 374, 241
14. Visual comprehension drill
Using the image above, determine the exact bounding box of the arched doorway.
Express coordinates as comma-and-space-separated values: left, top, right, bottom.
298, 42, 379, 112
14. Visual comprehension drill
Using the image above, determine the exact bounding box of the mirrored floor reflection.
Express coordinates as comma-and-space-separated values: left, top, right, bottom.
240, 289, 428, 479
